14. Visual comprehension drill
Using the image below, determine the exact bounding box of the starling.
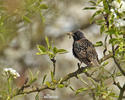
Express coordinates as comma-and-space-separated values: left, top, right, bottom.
68, 30, 99, 67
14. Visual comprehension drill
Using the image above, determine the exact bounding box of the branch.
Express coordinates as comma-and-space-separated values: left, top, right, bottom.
118, 84, 125, 100
113, 76, 122, 90
60, 52, 113, 83
51, 57, 56, 76
103, 35, 108, 56
91, 90, 96, 100
110, 35, 125, 76
103, 0, 125, 76
60, 67, 87, 83
99, 52, 113, 63
11, 85, 55, 98
113, 56, 125, 76
110, 35, 125, 99
12, 53, 113, 98
18, 85, 55, 95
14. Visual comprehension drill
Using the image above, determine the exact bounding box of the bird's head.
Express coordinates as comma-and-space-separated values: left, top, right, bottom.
67, 30, 85, 41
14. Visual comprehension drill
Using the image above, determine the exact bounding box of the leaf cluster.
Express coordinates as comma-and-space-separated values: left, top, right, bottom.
36, 36, 68, 59
84, 0, 125, 59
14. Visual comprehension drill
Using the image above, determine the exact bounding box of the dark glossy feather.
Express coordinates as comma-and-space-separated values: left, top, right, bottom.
72, 31, 99, 67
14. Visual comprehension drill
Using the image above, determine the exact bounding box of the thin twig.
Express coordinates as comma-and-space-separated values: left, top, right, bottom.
84, 72, 99, 82
103, 35, 108, 56
112, 76, 122, 90
110, 68, 122, 90
118, 84, 125, 100
99, 52, 113, 63
91, 90, 96, 100
51, 57, 56, 76
11, 85, 55, 98
113, 57, 125, 76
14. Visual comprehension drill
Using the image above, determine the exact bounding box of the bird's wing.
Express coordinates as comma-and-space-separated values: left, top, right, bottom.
74, 38, 99, 62
73, 40, 86, 59
86, 41, 98, 60
81, 39, 99, 66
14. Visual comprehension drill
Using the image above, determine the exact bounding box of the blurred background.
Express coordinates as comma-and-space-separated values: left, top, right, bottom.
0, 0, 124, 100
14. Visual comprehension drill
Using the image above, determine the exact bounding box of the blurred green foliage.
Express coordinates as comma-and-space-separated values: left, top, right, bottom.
0, 0, 47, 52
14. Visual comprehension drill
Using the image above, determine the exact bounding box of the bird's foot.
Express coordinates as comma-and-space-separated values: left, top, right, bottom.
77, 63, 81, 69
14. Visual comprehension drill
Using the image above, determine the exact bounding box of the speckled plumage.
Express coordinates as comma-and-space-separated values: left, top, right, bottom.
72, 30, 99, 67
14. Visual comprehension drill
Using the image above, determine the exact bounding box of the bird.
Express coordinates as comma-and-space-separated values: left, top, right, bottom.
68, 30, 100, 67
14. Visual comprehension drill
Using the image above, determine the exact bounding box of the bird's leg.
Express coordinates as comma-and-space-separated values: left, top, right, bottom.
77, 62, 82, 69
74, 62, 82, 79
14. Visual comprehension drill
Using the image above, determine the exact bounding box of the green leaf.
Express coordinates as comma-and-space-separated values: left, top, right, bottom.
47, 51, 54, 58
94, 41, 103, 47
46, 81, 51, 87
36, 52, 47, 55
96, 19, 105, 25
77, 75, 88, 85
116, 72, 122, 76
42, 74, 47, 84
45, 36, 50, 49
0, 34, 5, 43
36, 45, 47, 55
35, 92, 39, 100
22, 16, 31, 23
117, 0, 121, 3
56, 49, 68, 54
89, 1, 96, 5
90, 10, 102, 23
28, 70, 38, 84
40, 13, 45, 23
109, 92, 117, 97
102, 61, 109, 66
53, 47, 68, 54
97, 0, 102, 5
69, 86, 75, 91
103, 0, 110, 13
28, 70, 34, 83
84, 7, 96, 10
40, 4, 48, 9
100, 25, 105, 34
29, 77, 37, 85
109, 38, 117, 45
76, 88, 88, 95
39, 0, 43, 2
51, 71, 54, 81
57, 84, 64, 88
37, 45, 46, 52
53, 47, 58, 54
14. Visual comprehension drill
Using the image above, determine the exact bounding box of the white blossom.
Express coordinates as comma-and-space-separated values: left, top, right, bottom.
112, 1, 125, 13
110, 8, 117, 18
115, 19, 125, 27
3, 68, 20, 79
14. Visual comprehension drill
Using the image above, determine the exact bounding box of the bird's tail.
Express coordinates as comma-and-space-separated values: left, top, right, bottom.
91, 59, 100, 67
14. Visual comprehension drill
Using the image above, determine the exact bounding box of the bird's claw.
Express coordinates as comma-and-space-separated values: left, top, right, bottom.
77, 63, 81, 69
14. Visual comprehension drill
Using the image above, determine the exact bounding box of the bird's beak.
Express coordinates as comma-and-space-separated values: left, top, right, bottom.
67, 32, 73, 38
